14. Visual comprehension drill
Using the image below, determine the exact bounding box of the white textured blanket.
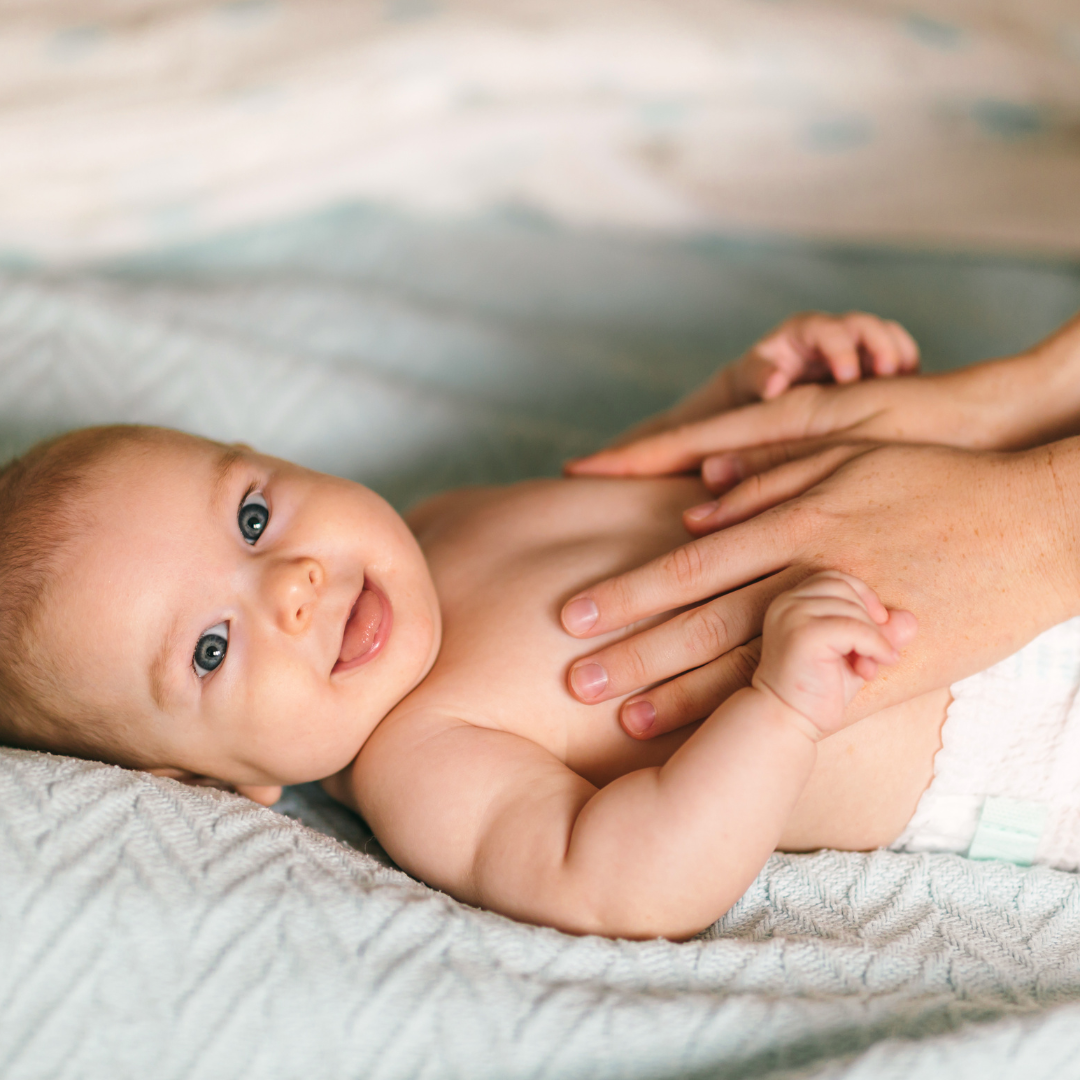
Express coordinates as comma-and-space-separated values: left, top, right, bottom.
5, 750, 1080, 1079
1, 210, 1080, 1077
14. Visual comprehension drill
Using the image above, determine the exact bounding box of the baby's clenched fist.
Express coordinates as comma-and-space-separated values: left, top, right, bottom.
752, 571, 917, 739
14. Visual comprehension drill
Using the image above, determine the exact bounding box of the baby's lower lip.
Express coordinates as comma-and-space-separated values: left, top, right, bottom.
333, 581, 392, 673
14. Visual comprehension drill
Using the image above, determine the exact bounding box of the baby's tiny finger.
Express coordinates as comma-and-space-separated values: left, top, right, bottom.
800, 569, 889, 624
810, 325, 861, 383
762, 368, 791, 400
832, 617, 901, 666
850, 654, 878, 681
844, 314, 898, 377
886, 320, 920, 370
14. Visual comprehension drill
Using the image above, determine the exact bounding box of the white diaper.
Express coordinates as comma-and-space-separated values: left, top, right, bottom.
890, 616, 1080, 869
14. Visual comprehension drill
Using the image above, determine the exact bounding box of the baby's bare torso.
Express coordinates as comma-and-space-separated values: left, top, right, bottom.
394, 475, 948, 852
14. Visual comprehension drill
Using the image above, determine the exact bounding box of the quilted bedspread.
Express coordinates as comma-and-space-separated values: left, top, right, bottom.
1, 206, 1080, 1077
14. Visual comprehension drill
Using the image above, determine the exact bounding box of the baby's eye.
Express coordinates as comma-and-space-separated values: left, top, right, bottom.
194, 623, 228, 677
238, 491, 269, 544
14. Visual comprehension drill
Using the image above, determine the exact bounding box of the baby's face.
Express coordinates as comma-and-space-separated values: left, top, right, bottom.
41, 431, 440, 792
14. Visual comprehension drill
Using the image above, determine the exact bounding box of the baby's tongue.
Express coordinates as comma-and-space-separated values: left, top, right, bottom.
339, 589, 382, 664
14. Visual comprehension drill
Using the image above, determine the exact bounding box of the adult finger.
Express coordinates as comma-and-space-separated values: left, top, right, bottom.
620, 639, 764, 738
566, 568, 804, 703
560, 502, 801, 638
564, 388, 823, 478
698, 436, 869, 494
686, 444, 873, 533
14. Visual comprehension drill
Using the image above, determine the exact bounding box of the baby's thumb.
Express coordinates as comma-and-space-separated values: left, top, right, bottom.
881, 609, 918, 651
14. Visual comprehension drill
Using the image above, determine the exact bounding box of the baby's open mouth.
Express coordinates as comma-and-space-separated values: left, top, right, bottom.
334, 580, 392, 673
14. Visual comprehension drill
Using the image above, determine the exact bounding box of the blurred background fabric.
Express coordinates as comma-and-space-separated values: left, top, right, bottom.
2, 0, 1079, 264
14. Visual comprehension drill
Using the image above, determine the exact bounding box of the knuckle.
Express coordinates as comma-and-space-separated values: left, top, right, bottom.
778, 498, 827, 546
613, 638, 652, 689
736, 471, 765, 508
685, 605, 730, 661
663, 676, 701, 722
728, 643, 762, 686
663, 540, 708, 591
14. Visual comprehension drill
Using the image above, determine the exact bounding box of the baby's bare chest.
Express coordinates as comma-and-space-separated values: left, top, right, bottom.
397, 477, 706, 785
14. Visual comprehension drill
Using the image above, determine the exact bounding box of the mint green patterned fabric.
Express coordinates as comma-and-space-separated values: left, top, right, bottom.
968, 797, 1050, 866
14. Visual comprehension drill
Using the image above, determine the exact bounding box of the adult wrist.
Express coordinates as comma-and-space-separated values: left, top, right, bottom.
1011, 437, 1080, 622
979, 316, 1080, 449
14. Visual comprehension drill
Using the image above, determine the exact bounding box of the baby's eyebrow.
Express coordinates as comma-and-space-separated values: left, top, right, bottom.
210, 446, 248, 513
149, 612, 184, 713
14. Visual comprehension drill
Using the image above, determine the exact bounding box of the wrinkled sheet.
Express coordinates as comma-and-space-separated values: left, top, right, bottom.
2, 208, 1080, 1078
2, 0, 1079, 262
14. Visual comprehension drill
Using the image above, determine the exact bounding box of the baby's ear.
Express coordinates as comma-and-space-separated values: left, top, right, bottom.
146, 767, 281, 806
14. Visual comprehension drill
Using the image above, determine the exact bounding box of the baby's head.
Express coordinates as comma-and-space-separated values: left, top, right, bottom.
0, 426, 441, 804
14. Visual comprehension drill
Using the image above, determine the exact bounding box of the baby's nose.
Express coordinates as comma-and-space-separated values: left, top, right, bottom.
266, 557, 324, 633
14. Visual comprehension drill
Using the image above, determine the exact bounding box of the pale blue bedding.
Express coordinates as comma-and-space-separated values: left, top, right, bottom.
2, 205, 1080, 1078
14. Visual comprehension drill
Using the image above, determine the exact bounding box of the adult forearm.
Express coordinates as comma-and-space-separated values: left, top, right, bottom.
963, 312, 1080, 450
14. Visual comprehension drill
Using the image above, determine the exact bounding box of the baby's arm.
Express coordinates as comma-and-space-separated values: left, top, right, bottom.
593, 312, 919, 451
344, 573, 913, 940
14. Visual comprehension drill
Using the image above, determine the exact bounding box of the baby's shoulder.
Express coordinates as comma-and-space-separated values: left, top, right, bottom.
403, 483, 505, 537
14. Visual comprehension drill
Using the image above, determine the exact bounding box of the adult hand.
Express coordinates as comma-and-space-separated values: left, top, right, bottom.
604, 310, 918, 450
561, 440, 1080, 739
568, 311, 1080, 494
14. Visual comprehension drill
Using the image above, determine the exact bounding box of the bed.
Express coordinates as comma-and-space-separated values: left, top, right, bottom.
3, 2, 1080, 1077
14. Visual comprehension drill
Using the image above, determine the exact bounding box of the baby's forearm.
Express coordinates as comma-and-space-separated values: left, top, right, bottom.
477, 688, 817, 940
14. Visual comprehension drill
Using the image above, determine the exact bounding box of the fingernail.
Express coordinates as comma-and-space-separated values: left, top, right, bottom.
702, 456, 741, 488
562, 597, 599, 635
623, 699, 656, 735
685, 501, 718, 522
763, 372, 787, 399
570, 662, 608, 700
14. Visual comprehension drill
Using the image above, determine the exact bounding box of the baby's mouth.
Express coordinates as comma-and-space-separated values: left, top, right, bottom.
334, 580, 392, 673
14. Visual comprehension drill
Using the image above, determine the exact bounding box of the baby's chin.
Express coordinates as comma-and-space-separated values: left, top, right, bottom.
251, 700, 403, 786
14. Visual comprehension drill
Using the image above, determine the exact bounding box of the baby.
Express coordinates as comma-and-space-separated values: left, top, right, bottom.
1, 312, 956, 940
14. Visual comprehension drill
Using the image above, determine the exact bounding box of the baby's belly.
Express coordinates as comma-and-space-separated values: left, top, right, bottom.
779, 687, 950, 852
422, 617, 949, 853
